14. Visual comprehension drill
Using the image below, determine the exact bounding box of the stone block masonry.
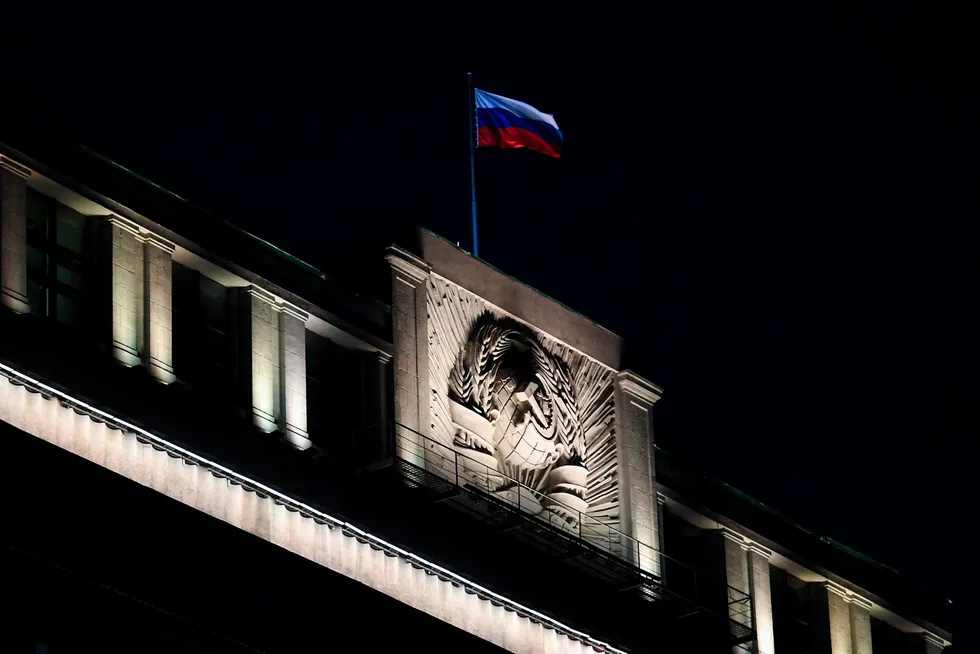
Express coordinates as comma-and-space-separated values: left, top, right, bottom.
721, 529, 775, 654
244, 285, 311, 450
386, 246, 430, 468
108, 216, 176, 382
614, 371, 662, 577
0, 156, 32, 315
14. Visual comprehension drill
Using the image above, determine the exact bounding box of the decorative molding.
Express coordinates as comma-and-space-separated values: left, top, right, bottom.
427, 275, 620, 536
0, 155, 31, 179
721, 527, 772, 558
142, 230, 176, 254
376, 350, 393, 365
921, 632, 948, 647
385, 245, 430, 285
824, 581, 851, 599
246, 284, 278, 308
108, 214, 143, 238
614, 370, 662, 406
283, 425, 312, 451
721, 527, 745, 545
849, 594, 873, 611
279, 300, 309, 323
823, 581, 872, 609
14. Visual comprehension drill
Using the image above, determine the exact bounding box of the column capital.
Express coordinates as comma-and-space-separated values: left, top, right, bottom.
921, 632, 948, 648
108, 214, 143, 237
143, 231, 176, 254
721, 527, 772, 557
823, 581, 850, 599
0, 155, 31, 179
615, 370, 663, 406
246, 285, 278, 307
279, 300, 309, 323
823, 581, 873, 609
721, 527, 745, 545
375, 349, 393, 365
385, 245, 430, 285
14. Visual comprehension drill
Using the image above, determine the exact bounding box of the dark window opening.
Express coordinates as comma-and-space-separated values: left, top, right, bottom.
771, 566, 813, 653
26, 188, 93, 330
306, 330, 362, 459
172, 262, 237, 402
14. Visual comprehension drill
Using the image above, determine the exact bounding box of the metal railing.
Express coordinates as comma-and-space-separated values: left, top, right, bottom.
728, 585, 755, 647
390, 422, 700, 603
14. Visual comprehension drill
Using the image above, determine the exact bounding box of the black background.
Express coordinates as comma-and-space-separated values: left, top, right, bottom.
4, 3, 972, 640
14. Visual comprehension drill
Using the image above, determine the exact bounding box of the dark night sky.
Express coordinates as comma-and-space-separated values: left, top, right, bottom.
5, 3, 973, 629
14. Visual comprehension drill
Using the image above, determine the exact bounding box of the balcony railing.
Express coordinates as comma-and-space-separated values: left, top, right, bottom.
388, 422, 700, 604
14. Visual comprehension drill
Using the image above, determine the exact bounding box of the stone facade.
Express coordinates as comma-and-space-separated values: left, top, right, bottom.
108, 216, 175, 381
109, 217, 146, 367
247, 286, 282, 434
748, 544, 775, 654
245, 285, 311, 450
386, 246, 430, 467
614, 371, 662, 575
144, 234, 175, 383
722, 530, 776, 654
822, 582, 873, 654
280, 304, 310, 449
0, 156, 31, 314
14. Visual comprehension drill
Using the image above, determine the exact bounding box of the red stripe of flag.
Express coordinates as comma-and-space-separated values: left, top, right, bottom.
478, 126, 562, 159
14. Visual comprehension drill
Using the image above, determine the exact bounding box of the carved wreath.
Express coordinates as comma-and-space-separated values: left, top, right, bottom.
448, 313, 585, 465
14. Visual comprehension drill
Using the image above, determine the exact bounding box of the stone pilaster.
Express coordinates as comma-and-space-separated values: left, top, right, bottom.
243, 285, 311, 450
247, 286, 281, 434
280, 302, 311, 451
613, 370, 662, 577
109, 216, 145, 367
849, 594, 873, 654
0, 156, 32, 315
722, 529, 753, 651
108, 216, 175, 379
358, 350, 392, 464
720, 530, 776, 653
822, 582, 873, 654
919, 633, 947, 654
747, 543, 775, 654
385, 246, 430, 468
144, 233, 175, 383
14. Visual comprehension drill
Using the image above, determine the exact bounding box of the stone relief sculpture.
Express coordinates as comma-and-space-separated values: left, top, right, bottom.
428, 276, 619, 534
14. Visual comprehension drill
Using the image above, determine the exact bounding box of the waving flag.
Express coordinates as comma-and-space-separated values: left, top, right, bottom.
475, 89, 563, 159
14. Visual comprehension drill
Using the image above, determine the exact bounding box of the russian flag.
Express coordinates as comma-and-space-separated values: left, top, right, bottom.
475, 89, 563, 159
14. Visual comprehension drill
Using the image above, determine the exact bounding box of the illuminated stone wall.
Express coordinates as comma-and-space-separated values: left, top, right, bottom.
0, 365, 622, 654
386, 247, 430, 468
823, 582, 873, 654
108, 216, 175, 383
0, 156, 31, 315
722, 529, 775, 654
427, 274, 620, 538
244, 285, 311, 449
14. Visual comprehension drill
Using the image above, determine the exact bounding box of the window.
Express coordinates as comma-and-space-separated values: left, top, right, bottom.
306, 330, 362, 456
172, 262, 236, 398
771, 566, 813, 653
26, 188, 91, 329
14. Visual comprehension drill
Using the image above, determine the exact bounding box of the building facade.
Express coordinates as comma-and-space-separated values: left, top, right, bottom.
0, 135, 953, 653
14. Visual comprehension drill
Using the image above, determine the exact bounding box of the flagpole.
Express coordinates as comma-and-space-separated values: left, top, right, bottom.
468, 72, 479, 258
